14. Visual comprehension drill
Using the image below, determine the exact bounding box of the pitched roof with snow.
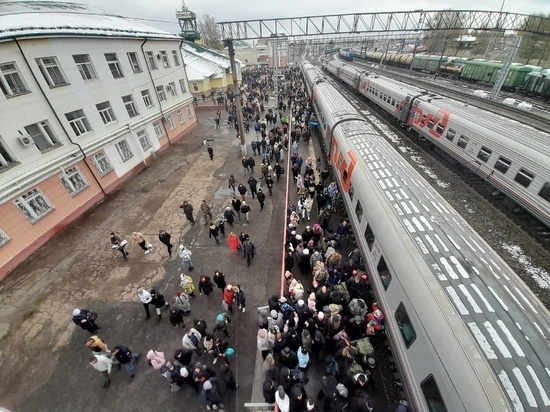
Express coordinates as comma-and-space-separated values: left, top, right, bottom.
181, 48, 223, 81
0, 1, 179, 41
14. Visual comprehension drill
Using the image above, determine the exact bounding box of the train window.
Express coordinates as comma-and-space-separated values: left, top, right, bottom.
391, 98, 396, 107
457, 135, 469, 149
477, 146, 492, 163
514, 168, 534, 188
421, 375, 447, 412
343, 170, 348, 183
421, 114, 427, 125
427, 119, 435, 129
349, 183, 354, 201
445, 128, 456, 141
494, 156, 511, 174
436, 123, 444, 134
539, 183, 550, 202
365, 224, 375, 251
395, 302, 416, 348
355, 200, 363, 221
377, 256, 391, 290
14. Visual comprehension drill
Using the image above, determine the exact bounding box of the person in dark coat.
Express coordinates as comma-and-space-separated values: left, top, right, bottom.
220, 363, 239, 390
111, 344, 140, 377
198, 276, 214, 296
223, 207, 236, 226
174, 348, 194, 367
169, 308, 186, 328
213, 271, 227, 290
209, 223, 220, 245
201, 377, 225, 409
247, 156, 256, 174
248, 176, 258, 199
232, 197, 242, 221
243, 237, 256, 266
207, 145, 214, 160
290, 384, 308, 412
278, 347, 298, 370
266, 174, 274, 196
263, 378, 277, 403
237, 183, 247, 201
193, 319, 208, 336
257, 188, 266, 211
150, 289, 169, 322
180, 200, 195, 223
158, 229, 173, 257
72, 308, 99, 333
218, 220, 225, 237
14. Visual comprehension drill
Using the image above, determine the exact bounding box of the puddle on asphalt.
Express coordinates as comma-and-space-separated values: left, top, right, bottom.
213, 185, 235, 199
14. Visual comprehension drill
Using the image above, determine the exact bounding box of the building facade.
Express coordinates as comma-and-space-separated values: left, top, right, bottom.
0, 2, 197, 278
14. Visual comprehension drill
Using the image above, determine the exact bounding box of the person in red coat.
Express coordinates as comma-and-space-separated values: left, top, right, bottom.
228, 232, 240, 257
223, 285, 235, 314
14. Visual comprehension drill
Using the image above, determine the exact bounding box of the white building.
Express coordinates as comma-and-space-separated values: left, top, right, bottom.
0, 1, 197, 278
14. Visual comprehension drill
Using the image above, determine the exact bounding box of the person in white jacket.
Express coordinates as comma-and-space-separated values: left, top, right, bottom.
182, 328, 203, 357
275, 385, 290, 412
137, 288, 152, 319
89, 354, 112, 388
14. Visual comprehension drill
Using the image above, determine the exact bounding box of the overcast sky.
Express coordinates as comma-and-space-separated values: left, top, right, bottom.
41, 0, 550, 33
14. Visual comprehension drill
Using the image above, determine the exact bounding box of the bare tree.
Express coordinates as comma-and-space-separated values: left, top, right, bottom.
198, 14, 222, 50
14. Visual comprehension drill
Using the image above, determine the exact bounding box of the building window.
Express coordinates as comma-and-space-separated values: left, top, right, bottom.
192, 82, 199, 92
187, 106, 193, 118
59, 166, 88, 196
395, 302, 416, 348
73, 54, 97, 80
179, 79, 187, 94
153, 121, 164, 138
141, 89, 153, 108
65, 109, 92, 136
96, 101, 116, 124
421, 376, 447, 412
137, 129, 152, 151
156, 85, 167, 102
127, 52, 142, 73
477, 146, 492, 163
122, 95, 139, 118
168, 81, 178, 97
36, 57, 68, 87
145, 51, 157, 70
177, 109, 185, 124
159, 51, 170, 68
172, 50, 181, 66
0, 141, 17, 171
0, 228, 10, 247
378, 256, 391, 290
24, 120, 60, 151
0, 62, 29, 97
91, 150, 113, 176
165, 114, 176, 130
14, 188, 54, 223
494, 156, 511, 174
105, 53, 124, 78
514, 168, 534, 188
115, 139, 133, 162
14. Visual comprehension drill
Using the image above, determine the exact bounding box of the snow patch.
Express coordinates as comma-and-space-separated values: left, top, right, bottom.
501, 243, 550, 289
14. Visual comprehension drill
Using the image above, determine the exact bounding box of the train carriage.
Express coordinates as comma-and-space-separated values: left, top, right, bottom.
522, 69, 550, 100
303, 60, 550, 412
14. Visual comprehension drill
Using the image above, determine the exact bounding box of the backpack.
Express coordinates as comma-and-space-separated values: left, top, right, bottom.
331, 283, 350, 304
347, 360, 364, 376
325, 355, 339, 376
355, 337, 374, 356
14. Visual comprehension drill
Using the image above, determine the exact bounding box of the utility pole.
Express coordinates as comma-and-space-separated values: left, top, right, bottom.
434, 37, 449, 80
225, 39, 247, 156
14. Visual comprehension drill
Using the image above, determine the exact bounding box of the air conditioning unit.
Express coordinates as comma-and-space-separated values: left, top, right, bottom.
18, 135, 33, 147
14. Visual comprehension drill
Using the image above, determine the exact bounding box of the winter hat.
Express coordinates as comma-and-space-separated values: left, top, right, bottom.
277, 385, 286, 399
216, 314, 225, 322
317, 312, 324, 320
291, 230, 296, 236
306, 226, 311, 230
137, 288, 144, 294
72, 309, 80, 316
180, 367, 189, 377
284, 347, 290, 354
336, 383, 349, 398
368, 357, 376, 367
203, 380, 212, 390
301, 346, 308, 354
258, 329, 267, 338
374, 310, 382, 318
270, 310, 278, 319
354, 316, 362, 322
307, 399, 316, 410
297, 299, 304, 307
295, 235, 302, 241
226, 285, 233, 290
179, 245, 184, 250
303, 248, 310, 255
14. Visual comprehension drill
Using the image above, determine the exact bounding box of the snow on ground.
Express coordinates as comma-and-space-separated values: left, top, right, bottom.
502, 243, 550, 289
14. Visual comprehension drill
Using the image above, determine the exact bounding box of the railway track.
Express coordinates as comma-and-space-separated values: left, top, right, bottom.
348, 58, 550, 132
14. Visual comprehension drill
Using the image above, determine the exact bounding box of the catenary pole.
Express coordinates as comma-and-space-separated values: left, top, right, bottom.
226, 39, 247, 156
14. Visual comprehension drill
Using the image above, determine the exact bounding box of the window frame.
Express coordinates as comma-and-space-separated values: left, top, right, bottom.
538, 182, 550, 203
14, 188, 54, 223
192, 82, 199, 92
115, 139, 134, 162
91, 150, 113, 176
172, 50, 181, 66
165, 114, 176, 130
0, 227, 10, 247
477, 146, 492, 163
73, 54, 98, 80
365, 223, 375, 251
153, 121, 164, 138
137, 129, 152, 151
96, 101, 117, 124
420, 375, 447, 412
59, 166, 88, 196
24, 120, 61, 151
159, 51, 170, 68
168, 81, 178, 97
177, 109, 185, 124
65, 109, 92, 137
145, 51, 158, 70
141, 89, 154, 108
494, 156, 511, 174
514, 168, 534, 188
122, 94, 139, 118
156, 85, 167, 102
127, 52, 143, 73
0, 62, 30, 97
104, 53, 124, 79
378, 256, 392, 290
187, 106, 193, 118
179, 79, 187, 94
355, 199, 363, 221
456, 134, 469, 149
35, 56, 68, 87
395, 302, 417, 348
0, 140, 17, 171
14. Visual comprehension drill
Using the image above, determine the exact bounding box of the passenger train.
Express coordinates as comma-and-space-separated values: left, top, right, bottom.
321, 57, 550, 230
302, 60, 550, 412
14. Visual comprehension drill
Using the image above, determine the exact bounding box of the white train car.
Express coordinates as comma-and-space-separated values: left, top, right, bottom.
324, 57, 550, 228
303, 60, 550, 412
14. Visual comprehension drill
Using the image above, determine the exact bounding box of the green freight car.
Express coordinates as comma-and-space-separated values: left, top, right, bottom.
411, 55, 447, 73
522, 68, 550, 100
459, 60, 539, 89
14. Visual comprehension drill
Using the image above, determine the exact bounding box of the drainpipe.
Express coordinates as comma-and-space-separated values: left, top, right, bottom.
140, 37, 171, 145
14, 38, 106, 195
